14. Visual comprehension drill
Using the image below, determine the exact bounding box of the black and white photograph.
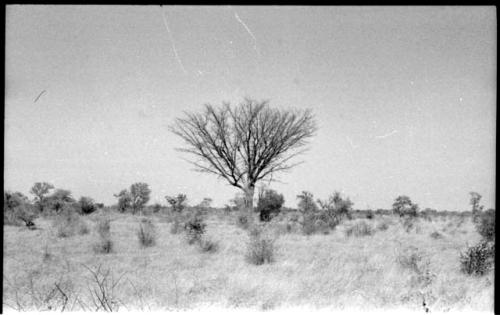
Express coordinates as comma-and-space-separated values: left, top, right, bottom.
3, 5, 496, 313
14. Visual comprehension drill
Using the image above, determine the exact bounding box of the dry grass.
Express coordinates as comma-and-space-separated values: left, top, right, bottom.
2, 210, 493, 312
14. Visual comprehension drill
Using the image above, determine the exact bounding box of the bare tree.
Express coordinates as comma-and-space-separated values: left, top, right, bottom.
170, 98, 316, 216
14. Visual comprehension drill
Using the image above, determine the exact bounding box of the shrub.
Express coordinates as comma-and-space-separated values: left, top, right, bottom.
169, 211, 186, 234
345, 220, 374, 237
475, 208, 495, 242
229, 193, 246, 212
304, 191, 354, 235
114, 189, 132, 213
152, 203, 162, 213
429, 231, 444, 239
4, 191, 37, 227
53, 206, 89, 238
296, 191, 325, 235
199, 238, 219, 253
96, 217, 111, 238
165, 194, 187, 213
77, 196, 97, 215
401, 216, 417, 233
29, 182, 54, 213
397, 246, 424, 272
46, 189, 75, 214
130, 182, 151, 214
460, 241, 494, 276
137, 218, 156, 248
392, 195, 418, 218
470, 192, 484, 223
376, 221, 389, 231
184, 212, 206, 245
397, 247, 436, 289
366, 210, 374, 220
297, 191, 318, 213
236, 214, 250, 230
246, 225, 276, 265
257, 189, 284, 222
94, 218, 113, 254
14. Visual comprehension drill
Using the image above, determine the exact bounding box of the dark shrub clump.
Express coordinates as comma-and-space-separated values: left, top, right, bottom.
257, 189, 284, 222
460, 241, 495, 276
77, 196, 97, 215
475, 208, 495, 242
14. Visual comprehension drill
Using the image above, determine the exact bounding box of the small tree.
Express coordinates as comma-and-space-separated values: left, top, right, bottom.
165, 194, 187, 213
297, 191, 318, 213
114, 189, 132, 212
297, 191, 319, 235
170, 98, 317, 221
392, 195, 418, 218
130, 182, 151, 214
46, 189, 75, 213
470, 192, 484, 223
4, 191, 35, 226
30, 182, 54, 212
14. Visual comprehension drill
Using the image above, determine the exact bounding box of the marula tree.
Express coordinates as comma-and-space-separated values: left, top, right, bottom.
170, 98, 317, 217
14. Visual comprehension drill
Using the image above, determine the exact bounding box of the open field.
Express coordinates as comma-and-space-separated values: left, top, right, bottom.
3, 209, 494, 313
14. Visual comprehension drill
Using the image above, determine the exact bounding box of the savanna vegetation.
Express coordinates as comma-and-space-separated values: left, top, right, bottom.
3, 99, 494, 312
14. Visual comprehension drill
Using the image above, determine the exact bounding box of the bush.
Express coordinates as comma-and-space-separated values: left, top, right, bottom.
165, 194, 187, 213
114, 189, 132, 213
366, 210, 374, 220
199, 238, 219, 253
170, 212, 184, 234
137, 218, 156, 248
460, 241, 494, 276
184, 212, 206, 245
397, 246, 435, 288
96, 217, 111, 238
53, 206, 89, 238
152, 203, 162, 213
429, 231, 444, 239
376, 221, 389, 231
257, 189, 284, 222
296, 191, 324, 235
345, 220, 374, 237
93, 238, 113, 254
401, 216, 417, 233
94, 217, 113, 254
4, 191, 36, 227
46, 189, 75, 214
475, 208, 495, 242
77, 196, 97, 215
246, 225, 277, 265
236, 214, 250, 230
392, 195, 418, 218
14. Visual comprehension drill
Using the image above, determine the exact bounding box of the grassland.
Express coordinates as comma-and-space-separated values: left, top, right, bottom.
2, 209, 494, 313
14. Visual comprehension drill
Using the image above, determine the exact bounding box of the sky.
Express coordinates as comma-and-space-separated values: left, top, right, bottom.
4, 6, 496, 210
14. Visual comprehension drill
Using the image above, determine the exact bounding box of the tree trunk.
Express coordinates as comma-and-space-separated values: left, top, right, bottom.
243, 184, 255, 217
